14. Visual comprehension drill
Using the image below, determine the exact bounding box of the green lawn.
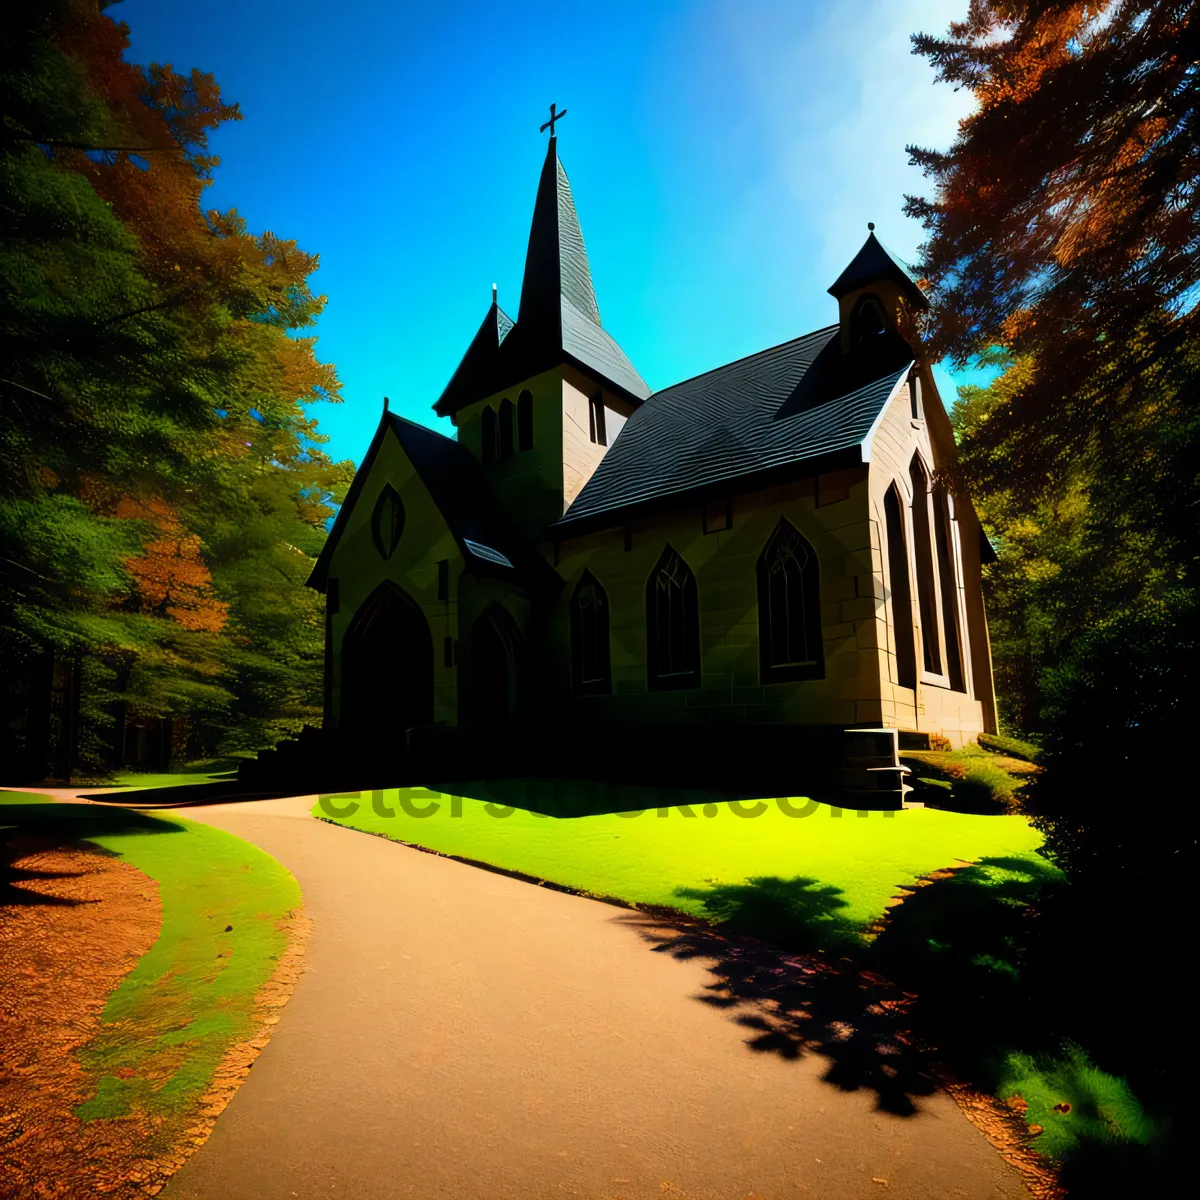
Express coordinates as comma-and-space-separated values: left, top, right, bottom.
110, 758, 239, 791
0, 791, 300, 1138
313, 783, 1044, 929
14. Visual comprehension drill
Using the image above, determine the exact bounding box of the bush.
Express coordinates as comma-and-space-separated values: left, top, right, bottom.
978, 731, 1042, 763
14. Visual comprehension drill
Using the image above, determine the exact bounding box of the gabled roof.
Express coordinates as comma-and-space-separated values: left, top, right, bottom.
308, 411, 559, 594
827, 230, 929, 312
434, 137, 649, 417
434, 301, 514, 415
551, 327, 913, 537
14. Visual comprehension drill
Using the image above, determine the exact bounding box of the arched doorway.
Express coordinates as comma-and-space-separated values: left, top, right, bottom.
470, 603, 522, 724
340, 581, 433, 739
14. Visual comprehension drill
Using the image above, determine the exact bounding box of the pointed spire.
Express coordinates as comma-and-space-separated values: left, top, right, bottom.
433, 298, 514, 415
518, 137, 601, 330
828, 228, 929, 311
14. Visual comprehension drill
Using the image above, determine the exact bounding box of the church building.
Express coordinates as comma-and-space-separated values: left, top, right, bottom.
308, 120, 998, 797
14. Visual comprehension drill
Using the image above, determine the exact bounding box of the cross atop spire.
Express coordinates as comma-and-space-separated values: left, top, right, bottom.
540, 102, 567, 138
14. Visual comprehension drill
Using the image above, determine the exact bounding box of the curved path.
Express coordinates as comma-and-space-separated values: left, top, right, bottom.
160, 794, 1026, 1200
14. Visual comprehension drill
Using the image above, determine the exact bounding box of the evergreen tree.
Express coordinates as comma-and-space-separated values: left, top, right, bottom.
910, 0, 1198, 1115
0, 1, 351, 777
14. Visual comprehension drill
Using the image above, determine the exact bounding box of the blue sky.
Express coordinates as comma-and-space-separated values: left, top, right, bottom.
117, 0, 986, 467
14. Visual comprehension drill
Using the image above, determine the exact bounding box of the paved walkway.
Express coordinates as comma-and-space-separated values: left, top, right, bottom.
138, 794, 1026, 1200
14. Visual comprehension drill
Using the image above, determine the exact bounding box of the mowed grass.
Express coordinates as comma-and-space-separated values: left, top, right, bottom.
313, 782, 1044, 927
0, 791, 300, 1140
111, 758, 239, 791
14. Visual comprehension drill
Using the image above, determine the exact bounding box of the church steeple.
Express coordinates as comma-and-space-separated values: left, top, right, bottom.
434, 120, 648, 418
518, 136, 602, 332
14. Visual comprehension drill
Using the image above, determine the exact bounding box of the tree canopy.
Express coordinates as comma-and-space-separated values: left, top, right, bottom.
0, 1, 353, 777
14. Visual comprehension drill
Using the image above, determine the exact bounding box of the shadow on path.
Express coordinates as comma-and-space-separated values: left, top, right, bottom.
617, 875, 938, 1116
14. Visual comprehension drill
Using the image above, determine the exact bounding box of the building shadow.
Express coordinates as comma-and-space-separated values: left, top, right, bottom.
424, 776, 767, 818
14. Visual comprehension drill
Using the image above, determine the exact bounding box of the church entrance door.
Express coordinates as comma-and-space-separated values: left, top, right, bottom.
341, 582, 434, 742
470, 603, 522, 725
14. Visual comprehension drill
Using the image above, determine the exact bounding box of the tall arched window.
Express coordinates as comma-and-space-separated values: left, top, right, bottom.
571, 570, 611, 695
884, 485, 917, 689
647, 545, 700, 691
909, 456, 942, 675
909, 369, 923, 421
757, 518, 823, 683
481, 405, 498, 466
933, 487, 965, 691
499, 398, 515, 460
517, 390, 533, 452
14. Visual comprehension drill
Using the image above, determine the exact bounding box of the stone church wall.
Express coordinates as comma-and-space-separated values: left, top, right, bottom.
864, 372, 997, 746
550, 469, 886, 731
324, 429, 462, 728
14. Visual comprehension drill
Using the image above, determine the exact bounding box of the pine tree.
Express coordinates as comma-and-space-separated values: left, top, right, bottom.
909, 0, 1198, 1122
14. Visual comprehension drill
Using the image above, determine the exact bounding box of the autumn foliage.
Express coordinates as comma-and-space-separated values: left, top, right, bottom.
908, 4, 1196, 1175
0, 1, 352, 775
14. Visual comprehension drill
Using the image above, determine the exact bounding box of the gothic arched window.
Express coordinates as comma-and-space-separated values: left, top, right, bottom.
481, 405, 498, 466
571, 570, 611, 695
517, 390, 533, 452
884, 485, 917, 689
499, 398, 515, 460
757, 518, 823, 682
933, 487, 966, 691
647, 545, 700, 691
909, 455, 942, 675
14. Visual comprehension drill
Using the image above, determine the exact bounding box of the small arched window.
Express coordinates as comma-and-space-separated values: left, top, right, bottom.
909, 456, 942, 675
647, 545, 700, 691
370, 484, 405, 560
499, 398, 515, 460
571, 570, 611, 695
517, 390, 533, 451
757, 518, 823, 682
851, 293, 888, 345
481, 405, 498, 466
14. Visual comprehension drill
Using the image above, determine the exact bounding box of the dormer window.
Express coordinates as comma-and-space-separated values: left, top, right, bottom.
851, 294, 888, 345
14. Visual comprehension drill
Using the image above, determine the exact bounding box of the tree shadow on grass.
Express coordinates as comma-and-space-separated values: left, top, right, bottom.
619, 858, 1074, 1119
618, 875, 939, 1115
1, 803, 183, 910
870, 855, 1066, 1086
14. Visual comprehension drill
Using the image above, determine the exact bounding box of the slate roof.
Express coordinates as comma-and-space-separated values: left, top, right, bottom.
828, 231, 929, 312
434, 138, 649, 417
551, 326, 913, 537
308, 411, 559, 594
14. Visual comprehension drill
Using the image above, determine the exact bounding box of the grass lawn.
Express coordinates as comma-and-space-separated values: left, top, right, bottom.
0, 790, 300, 1138
313, 783, 1044, 929
110, 758, 240, 791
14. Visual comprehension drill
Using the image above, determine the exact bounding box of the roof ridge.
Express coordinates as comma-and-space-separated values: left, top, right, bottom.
649, 323, 839, 401
388, 411, 461, 447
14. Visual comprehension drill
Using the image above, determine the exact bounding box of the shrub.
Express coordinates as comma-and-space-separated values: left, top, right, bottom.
978, 731, 1042, 763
